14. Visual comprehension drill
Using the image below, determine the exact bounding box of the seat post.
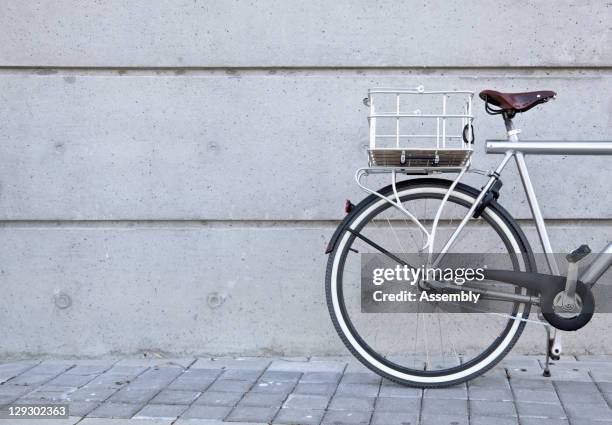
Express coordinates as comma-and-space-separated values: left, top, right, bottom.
503, 113, 520, 142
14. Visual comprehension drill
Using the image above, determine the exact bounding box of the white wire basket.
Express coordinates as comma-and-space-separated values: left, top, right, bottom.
366, 86, 474, 172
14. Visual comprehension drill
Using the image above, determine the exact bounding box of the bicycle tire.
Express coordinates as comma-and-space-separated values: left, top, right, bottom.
325, 178, 536, 387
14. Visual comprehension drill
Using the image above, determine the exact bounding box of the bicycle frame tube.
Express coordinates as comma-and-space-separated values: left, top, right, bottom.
580, 242, 612, 286
486, 140, 612, 155
437, 116, 612, 280
503, 118, 561, 275
432, 152, 513, 267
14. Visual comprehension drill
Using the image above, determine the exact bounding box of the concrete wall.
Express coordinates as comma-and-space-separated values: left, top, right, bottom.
0, 1, 611, 357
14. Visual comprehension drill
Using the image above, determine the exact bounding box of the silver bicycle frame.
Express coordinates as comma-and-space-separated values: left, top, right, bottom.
482, 118, 612, 282
354, 107, 612, 296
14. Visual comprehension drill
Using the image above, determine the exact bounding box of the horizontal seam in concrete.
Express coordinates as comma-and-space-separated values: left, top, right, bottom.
0, 66, 611, 76
0, 218, 610, 229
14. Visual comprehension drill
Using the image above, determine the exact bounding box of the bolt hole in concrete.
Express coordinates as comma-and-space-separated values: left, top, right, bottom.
207, 291, 226, 309
53, 291, 72, 309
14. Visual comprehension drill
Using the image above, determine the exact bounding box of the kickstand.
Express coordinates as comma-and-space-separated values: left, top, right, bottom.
543, 325, 552, 377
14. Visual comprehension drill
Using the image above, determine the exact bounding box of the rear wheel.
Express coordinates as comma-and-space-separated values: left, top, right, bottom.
326, 178, 535, 387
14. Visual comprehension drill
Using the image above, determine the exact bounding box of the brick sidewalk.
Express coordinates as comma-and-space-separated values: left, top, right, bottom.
1, 355, 611, 425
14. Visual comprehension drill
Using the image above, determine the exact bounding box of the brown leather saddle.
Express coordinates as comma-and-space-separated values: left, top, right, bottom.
479, 90, 556, 116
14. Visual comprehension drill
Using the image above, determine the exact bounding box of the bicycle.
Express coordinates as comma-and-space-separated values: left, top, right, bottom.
325, 86, 612, 387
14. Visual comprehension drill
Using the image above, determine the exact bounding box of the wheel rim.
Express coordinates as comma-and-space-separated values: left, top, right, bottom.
328, 183, 532, 384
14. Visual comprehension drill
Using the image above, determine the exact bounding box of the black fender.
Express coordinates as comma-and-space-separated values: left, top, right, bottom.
325, 205, 364, 254
325, 178, 507, 255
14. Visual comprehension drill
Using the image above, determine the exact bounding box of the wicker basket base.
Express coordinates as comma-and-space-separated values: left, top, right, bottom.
368, 148, 472, 169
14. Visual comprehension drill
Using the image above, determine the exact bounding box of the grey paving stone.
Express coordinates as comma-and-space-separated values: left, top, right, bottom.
167, 377, 215, 391
516, 401, 567, 418
268, 360, 345, 374
423, 385, 467, 400
548, 369, 593, 381
273, 407, 324, 425
548, 360, 604, 372
182, 368, 223, 379
0, 395, 14, 405
282, 394, 329, 410
483, 367, 514, 378
88, 402, 144, 418
168, 369, 220, 391
469, 376, 511, 389
66, 401, 100, 416
181, 404, 232, 420
567, 419, 612, 425
370, 410, 418, 425
67, 386, 118, 402
0, 418, 83, 425
469, 400, 517, 417
378, 383, 422, 398
84, 378, 131, 389
519, 418, 569, 425
88, 366, 147, 387
115, 358, 195, 368
590, 370, 612, 382
555, 382, 606, 404
596, 381, 612, 393
557, 389, 606, 405
149, 389, 200, 405
343, 363, 376, 374
109, 388, 157, 404
102, 365, 148, 375
564, 402, 612, 420
0, 360, 39, 372
554, 380, 601, 394
0, 383, 31, 398
134, 403, 188, 420
420, 414, 468, 425
470, 416, 519, 425
339, 372, 381, 385
220, 369, 262, 381
293, 382, 337, 397
0, 362, 39, 384
192, 357, 270, 371
128, 368, 184, 390
500, 356, 542, 369
251, 380, 295, 395
260, 371, 302, 383
576, 355, 612, 362
506, 366, 551, 381
208, 379, 253, 393
19, 386, 75, 402
80, 419, 173, 425
300, 372, 342, 384
280, 357, 311, 362
513, 388, 561, 404
194, 391, 243, 406
239, 392, 287, 407
468, 386, 513, 401
422, 398, 468, 417
321, 410, 371, 425
328, 396, 375, 411
226, 405, 279, 422
335, 383, 379, 398
64, 364, 115, 376
10, 373, 56, 386
28, 363, 73, 376
508, 377, 554, 390
46, 373, 95, 387
375, 396, 420, 412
